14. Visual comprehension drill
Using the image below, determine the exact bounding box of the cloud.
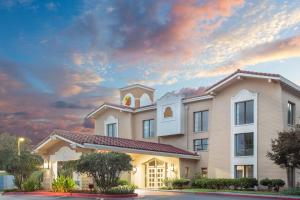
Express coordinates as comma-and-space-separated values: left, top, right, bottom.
51, 101, 93, 109
45, 2, 58, 11
177, 87, 206, 97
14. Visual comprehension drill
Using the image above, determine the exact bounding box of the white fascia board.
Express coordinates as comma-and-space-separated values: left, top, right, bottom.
205, 73, 281, 94
83, 143, 200, 160
134, 105, 157, 112
280, 76, 300, 91
86, 104, 133, 119
120, 84, 155, 92
182, 95, 213, 104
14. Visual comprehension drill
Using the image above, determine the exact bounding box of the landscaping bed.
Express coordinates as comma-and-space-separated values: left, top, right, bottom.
3, 190, 138, 198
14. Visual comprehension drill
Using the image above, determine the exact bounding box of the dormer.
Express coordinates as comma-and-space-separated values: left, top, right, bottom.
120, 84, 155, 108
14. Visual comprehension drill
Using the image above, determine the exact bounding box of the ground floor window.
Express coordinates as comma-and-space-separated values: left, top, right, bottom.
201, 168, 208, 178
234, 165, 253, 178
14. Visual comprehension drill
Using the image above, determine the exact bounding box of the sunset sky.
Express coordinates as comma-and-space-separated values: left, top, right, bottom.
1, 0, 300, 143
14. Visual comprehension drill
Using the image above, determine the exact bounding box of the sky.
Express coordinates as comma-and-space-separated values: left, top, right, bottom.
1, 0, 300, 143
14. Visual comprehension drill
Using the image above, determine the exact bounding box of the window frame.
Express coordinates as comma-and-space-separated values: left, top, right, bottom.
287, 101, 295, 126
193, 138, 208, 151
143, 119, 155, 138
235, 132, 254, 156
234, 165, 254, 178
106, 123, 117, 137
193, 110, 209, 132
235, 100, 254, 125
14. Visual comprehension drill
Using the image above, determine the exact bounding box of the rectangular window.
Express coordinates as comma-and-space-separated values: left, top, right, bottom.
234, 165, 254, 178
288, 101, 295, 125
106, 123, 116, 137
194, 110, 209, 132
235, 100, 254, 125
235, 132, 254, 156
143, 119, 155, 138
193, 139, 208, 151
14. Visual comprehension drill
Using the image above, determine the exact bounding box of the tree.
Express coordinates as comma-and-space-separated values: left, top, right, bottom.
267, 127, 300, 188
76, 152, 132, 192
0, 133, 43, 189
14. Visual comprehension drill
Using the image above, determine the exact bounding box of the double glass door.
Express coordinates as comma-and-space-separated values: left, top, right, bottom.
146, 159, 165, 188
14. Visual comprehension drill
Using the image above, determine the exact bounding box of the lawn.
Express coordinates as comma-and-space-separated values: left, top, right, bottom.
182, 188, 289, 196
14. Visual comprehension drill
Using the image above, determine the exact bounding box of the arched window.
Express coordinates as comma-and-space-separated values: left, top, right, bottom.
140, 93, 152, 107
122, 93, 135, 107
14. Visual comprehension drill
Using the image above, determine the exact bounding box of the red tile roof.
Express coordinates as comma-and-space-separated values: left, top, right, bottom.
50, 130, 197, 156
205, 69, 281, 92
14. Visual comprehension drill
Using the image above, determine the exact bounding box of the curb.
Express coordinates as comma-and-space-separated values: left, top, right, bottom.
3, 191, 138, 198
153, 189, 300, 200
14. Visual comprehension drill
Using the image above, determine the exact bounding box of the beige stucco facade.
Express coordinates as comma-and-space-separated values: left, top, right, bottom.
36, 70, 300, 189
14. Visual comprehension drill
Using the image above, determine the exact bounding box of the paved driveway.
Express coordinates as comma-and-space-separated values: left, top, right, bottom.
0, 190, 278, 200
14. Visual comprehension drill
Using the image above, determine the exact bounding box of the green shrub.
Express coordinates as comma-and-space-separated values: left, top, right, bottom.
163, 178, 173, 189
105, 185, 137, 194
117, 179, 129, 186
260, 178, 272, 189
193, 178, 257, 190
171, 178, 190, 189
271, 179, 285, 192
238, 178, 258, 189
281, 188, 300, 195
52, 176, 75, 192
22, 179, 38, 192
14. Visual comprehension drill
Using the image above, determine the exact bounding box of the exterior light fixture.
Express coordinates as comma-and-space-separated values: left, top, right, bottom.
132, 166, 137, 174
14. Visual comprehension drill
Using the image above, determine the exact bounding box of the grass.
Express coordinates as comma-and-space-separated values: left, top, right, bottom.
180, 188, 300, 196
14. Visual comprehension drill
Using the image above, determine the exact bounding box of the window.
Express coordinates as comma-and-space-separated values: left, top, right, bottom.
106, 123, 117, 137
288, 101, 295, 125
194, 111, 209, 132
235, 100, 254, 125
201, 168, 208, 178
235, 132, 254, 156
194, 139, 208, 151
143, 119, 155, 138
234, 165, 254, 178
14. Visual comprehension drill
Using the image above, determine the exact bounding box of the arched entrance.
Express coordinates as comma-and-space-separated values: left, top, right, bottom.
144, 158, 166, 188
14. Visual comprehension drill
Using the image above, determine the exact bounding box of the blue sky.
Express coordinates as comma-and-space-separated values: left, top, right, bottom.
1, 0, 300, 142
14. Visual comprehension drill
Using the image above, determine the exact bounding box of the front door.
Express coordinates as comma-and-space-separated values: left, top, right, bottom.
146, 159, 166, 188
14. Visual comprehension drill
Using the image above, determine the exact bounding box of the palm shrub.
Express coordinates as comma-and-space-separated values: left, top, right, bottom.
52, 176, 75, 192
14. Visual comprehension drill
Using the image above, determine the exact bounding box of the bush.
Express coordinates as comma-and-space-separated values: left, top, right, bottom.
260, 178, 285, 192
281, 188, 300, 195
271, 179, 285, 192
22, 179, 38, 192
52, 176, 75, 192
193, 178, 258, 190
239, 178, 258, 190
163, 178, 173, 189
117, 179, 129, 186
171, 178, 190, 189
105, 185, 137, 194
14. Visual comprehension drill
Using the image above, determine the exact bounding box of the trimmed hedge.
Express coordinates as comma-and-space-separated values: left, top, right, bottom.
105, 185, 137, 194
192, 178, 258, 190
171, 179, 190, 189
260, 178, 285, 192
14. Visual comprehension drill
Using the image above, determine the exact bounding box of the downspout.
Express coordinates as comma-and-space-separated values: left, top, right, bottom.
185, 105, 189, 150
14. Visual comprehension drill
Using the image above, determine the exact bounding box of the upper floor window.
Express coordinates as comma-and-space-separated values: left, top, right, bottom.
235, 132, 254, 156
288, 101, 295, 125
107, 123, 117, 137
234, 165, 253, 178
193, 138, 208, 151
143, 119, 155, 138
235, 100, 254, 125
194, 111, 208, 132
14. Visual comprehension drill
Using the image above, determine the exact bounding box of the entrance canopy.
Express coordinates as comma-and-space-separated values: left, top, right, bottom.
34, 130, 200, 160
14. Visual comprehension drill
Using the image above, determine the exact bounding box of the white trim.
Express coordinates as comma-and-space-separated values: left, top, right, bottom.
182, 95, 213, 103
33, 137, 53, 152
86, 104, 133, 119
205, 72, 281, 94
104, 115, 119, 137
83, 143, 200, 160
120, 84, 155, 92
230, 89, 258, 178
135, 105, 157, 112
280, 76, 300, 91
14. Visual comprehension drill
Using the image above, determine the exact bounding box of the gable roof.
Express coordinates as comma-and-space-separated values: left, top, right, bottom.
34, 130, 198, 159
205, 69, 300, 94
120, 84, 155, 92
